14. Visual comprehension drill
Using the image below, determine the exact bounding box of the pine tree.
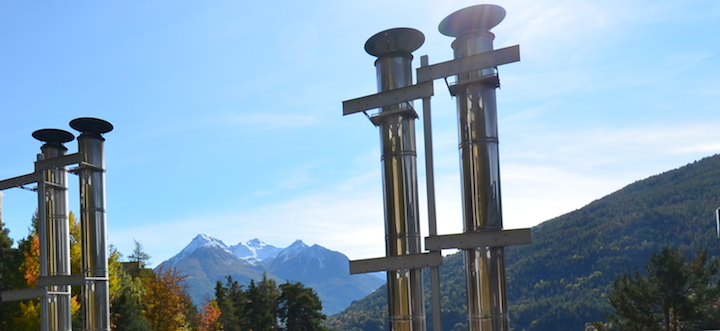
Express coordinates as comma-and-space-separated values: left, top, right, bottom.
604, 247, 720, 331
246, 274, 280, 331
127, 239, 151, 275
0, 216, 20, 331
278, 282, 327, 331
215, 276, 247, 331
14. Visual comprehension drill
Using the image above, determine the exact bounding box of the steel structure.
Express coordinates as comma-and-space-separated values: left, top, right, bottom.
0, 117, 113, 331
344, 4, 531, 331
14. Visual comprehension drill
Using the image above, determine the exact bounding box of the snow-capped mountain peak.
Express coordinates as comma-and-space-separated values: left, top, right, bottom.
275, 239, 309, 262
229, 238, 282, 264
166, 234, 233, 265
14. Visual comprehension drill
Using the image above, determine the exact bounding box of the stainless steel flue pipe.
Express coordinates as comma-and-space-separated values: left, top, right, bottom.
33, 129, 75, 331
70, 117, 112, 331
439, 5, 509, 330
366, 28, 427, 331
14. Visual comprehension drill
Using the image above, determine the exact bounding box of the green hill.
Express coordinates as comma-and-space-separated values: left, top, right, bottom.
327, 154, 720, 330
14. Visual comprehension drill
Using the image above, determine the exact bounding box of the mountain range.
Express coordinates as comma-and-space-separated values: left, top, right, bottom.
327, 155, 720, 330
156, 235, 384, 315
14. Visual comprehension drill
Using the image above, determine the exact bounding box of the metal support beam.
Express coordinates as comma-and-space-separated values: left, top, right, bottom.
34, 153, 82, 172
342, 81, 433, 115
416, 45, 520, 83
425, 228, 531, 251
1, 288, 48, 302
350, 252, 443, 274
0, 173, 40, 191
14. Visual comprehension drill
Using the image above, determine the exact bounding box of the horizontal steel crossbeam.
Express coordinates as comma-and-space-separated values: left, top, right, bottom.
1, 288, 48, 302
349, 251, 443, 274
0, 173, 41, 191
342, 81, 433, 115
425, 228, 531, 251
416, 45, 520, 82
34, 153, 82, 172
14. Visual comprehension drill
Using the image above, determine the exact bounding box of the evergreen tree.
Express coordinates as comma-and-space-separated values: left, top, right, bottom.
127, 239, 151, 274
604, 247, 720, 331
278, 282, 327, 331
0, 216, 20, 331
215, 276, 247, 331
246, 274, 280, 331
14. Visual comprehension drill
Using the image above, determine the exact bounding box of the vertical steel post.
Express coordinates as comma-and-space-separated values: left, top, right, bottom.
365, 28, 427, 331
419, 55, 443, 331
33, 129, 75, 331
439, 5, 509, 331
70, 117, 112, 331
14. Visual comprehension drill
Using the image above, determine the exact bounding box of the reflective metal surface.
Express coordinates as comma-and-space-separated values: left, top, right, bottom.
366, 28, 426, 331
439, 5, 509, 331
70, 118, 112, 331
33, 129, 74, 331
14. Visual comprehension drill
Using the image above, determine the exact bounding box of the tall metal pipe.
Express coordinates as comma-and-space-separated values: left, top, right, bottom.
439, 5, 509, 330
70, 117, 113, 331
366, 28, 426, 331
32, 129, 75, 331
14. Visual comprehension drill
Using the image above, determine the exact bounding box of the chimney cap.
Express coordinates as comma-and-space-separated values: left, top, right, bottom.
439, 4, 506, 37
365, 28, 425, 58
70, 117, 113, 135
32, 129, 75, 144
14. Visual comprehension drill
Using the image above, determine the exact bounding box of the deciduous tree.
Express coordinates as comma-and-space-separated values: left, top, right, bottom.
198, 300, 222, 331
144, 267, 195, 331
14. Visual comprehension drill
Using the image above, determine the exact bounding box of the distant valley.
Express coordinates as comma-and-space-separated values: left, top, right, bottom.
156, 234, 384, 315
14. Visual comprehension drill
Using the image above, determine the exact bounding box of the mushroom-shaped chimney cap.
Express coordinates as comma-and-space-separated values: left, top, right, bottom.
32, 129, 75, 144
365, 28, 425, 58
439, 4, 506, 37
69, 117, 113, 135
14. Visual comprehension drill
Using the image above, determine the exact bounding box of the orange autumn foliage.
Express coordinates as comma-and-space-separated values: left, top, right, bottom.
198, 300, 222, 331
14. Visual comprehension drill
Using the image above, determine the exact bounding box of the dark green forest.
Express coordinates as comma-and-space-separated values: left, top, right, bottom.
327, 154, 720, 330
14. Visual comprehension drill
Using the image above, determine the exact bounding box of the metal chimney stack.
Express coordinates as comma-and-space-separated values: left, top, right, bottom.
439, 5, 510, 330
32, 129, 75, 331
1, 118, 114, 331
366, 28, 427, 331
70, 117, 113, 331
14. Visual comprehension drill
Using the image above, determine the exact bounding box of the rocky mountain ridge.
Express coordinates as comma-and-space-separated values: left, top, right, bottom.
156, 234, 384, 315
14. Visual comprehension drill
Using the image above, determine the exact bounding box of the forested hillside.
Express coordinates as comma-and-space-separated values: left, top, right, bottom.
327, 154, 720, 330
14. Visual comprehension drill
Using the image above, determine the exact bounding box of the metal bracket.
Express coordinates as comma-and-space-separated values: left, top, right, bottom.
69, 162, 105, 173
448, 74, 500, 96
368, 106, 419, 126
425, 228, 531, 251
349, 251, 443, 274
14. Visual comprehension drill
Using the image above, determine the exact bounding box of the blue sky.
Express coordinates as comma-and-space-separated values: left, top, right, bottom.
1, 0, 718, 267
